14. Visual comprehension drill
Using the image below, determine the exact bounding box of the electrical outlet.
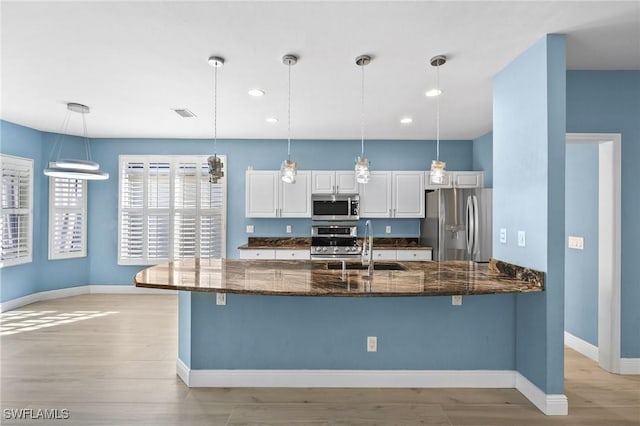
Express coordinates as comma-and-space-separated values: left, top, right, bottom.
216, 293, 226, 306
367, 336, 377, 352
385, 225, 391, 234
246, 225, 254, 234
568, 236, 584, 250
452, 295, 462, 306
517, 231, 526, 247
499, 228, 507, 244
286, 225, 292, 233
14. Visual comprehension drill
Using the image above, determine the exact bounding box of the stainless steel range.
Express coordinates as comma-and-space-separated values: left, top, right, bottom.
310, 223, 362, 259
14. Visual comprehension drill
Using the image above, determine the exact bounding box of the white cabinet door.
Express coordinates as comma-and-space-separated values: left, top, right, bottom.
274, 249, 311, 260
239, 249, 276, 259
425, 171, 453, 189
335, 171, 358, 194
392, 171, 425, 218
311, 171, 335, 194
280, 171, 311, 217
359, 171, 392, 218
396, 250, 431, 261
372, 250, 397, 261
246, 171, 278, 217
452, 171, 484, 188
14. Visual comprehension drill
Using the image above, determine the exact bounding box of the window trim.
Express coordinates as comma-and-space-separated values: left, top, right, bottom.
0, 154, 34, 268
118, 155, 227, 265
48, 169, 88, 260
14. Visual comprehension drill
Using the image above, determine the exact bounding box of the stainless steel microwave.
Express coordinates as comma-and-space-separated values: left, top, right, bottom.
311, 194, 359, 221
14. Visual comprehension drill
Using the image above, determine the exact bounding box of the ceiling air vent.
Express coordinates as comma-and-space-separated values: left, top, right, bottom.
173, 108, 197, 118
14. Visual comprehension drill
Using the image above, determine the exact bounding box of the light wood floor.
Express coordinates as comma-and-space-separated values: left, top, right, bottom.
1, 294, 638, 425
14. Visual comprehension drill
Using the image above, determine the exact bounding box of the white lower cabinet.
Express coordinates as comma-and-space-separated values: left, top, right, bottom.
396, 250, 432, 261
372, 250, 397, 261
239, 249, 276, 259
274, 249, 310, 260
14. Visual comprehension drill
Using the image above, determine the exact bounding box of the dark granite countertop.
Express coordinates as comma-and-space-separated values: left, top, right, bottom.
238, 237, 431, 250
134, 258, 543, 297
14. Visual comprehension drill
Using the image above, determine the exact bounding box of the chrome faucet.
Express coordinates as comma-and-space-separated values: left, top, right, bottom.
361, 220, 374, 276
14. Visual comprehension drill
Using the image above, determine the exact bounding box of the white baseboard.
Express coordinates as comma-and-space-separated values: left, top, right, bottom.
182, 368, 516, 389
619, 358, 640, 375
564, 331, 599, 362
1, 285, 176, 312
515, 372, 568, 415
176, 358, 191, 385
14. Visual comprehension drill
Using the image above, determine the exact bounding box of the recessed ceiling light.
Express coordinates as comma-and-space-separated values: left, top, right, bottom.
266, 117, 278, 123
425, 89, 442, 97
400, 117, 413, 124
248, 89, 265, 97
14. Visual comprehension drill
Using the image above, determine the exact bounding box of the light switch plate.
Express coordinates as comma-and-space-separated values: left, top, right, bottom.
246, 225, 254, 234
517, 231, 526, 247
568, 236, 584, 250
452, 295, 462, 306
385, 226, 391, 234
367, 336, 377, 352
216, 293, 226, 305
286, 225, 292, 233
499, 228, 507, 244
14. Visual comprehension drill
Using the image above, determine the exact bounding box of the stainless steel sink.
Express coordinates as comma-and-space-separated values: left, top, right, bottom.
324, 262, 407, 271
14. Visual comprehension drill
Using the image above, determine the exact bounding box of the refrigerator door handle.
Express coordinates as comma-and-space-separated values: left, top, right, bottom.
466, 196, 473, 255
472, 195, 480, 256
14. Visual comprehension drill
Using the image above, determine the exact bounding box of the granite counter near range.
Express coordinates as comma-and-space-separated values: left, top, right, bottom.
134, 258, 543, 297
237, 237, 431, 250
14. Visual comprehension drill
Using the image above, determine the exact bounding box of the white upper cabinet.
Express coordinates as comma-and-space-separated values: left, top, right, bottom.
359, 171, 392, 218
280, 171, 311, 217
360, 171, 425, 218
311, 171, 358, 194
425, 171, 484, 189
451, 171, 484, 188
335, 171, 358, 194
246, 170, 311, 218
246, 171, 279, 217
392, 171, 425, 218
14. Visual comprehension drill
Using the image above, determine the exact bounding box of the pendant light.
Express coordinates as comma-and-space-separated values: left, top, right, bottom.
280, 54, 298, 184
207, 55, 225, 183
355, 55, 371, 184
429, 55, 447, 184
43, 103, 109, 180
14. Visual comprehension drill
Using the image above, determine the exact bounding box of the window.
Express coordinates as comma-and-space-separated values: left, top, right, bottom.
118, 155, 226, 265
48, 174, 87, 259
1, 154, 33, 268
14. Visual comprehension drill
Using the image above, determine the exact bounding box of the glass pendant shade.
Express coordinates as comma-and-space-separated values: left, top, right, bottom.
208, 155, 224, 183
430, 160, 446, 184
355, 156, 370, 184
280, 159, 297, 184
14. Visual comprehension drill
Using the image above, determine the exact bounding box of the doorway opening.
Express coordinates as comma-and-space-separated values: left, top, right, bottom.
565, 133, 621, 373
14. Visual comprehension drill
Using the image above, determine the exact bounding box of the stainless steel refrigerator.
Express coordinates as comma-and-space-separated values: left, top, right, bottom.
420, 188, 492, 262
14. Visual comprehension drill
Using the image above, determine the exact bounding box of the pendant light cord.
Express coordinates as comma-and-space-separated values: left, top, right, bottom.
214, 64, 218, 156
50, 110, 71, 162
82, 110, 93, 161
435, 63, 441, 161
360, 63, 365, 158
287, 61, 292, 161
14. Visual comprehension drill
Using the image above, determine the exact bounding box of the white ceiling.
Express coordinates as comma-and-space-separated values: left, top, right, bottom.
2, 1, 639, 141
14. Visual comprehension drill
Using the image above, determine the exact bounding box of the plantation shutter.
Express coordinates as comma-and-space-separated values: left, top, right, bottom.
0, 154, 33, 268
48, 175, 87, 259
118, 155, 226, 265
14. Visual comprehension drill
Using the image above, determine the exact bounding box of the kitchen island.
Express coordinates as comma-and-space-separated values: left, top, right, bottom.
134, 257, 543, 296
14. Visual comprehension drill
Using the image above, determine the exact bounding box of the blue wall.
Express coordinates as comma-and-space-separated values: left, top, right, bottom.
472, 132, 493, 187
88, 138, 472, 285
493, 35, 566, 394
188, 292, 516, 370
0, 122, 91, 302
566, 70, 640, 358
564, 144, 598, 346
